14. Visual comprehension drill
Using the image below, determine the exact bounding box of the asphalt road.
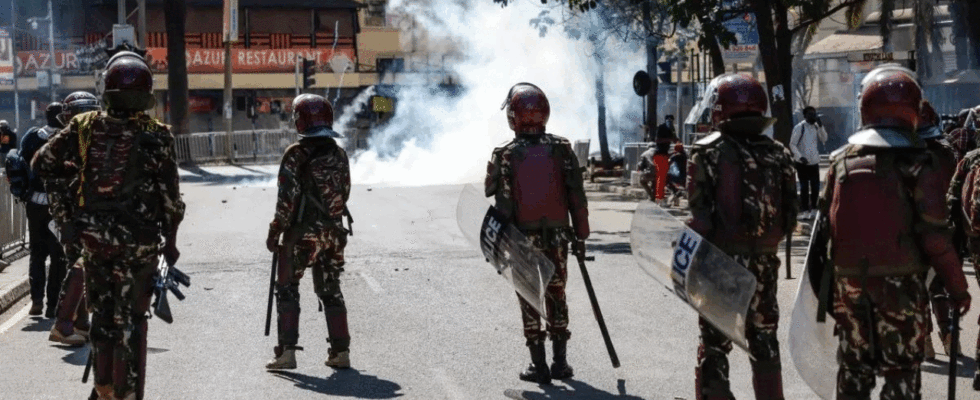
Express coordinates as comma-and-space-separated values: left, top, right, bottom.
1, 180, 978, 399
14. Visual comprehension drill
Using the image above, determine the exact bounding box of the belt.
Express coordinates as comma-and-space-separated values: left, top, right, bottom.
30, 192, 49, 205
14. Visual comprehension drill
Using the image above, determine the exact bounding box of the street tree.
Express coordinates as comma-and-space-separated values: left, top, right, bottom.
164, 0, 189, 137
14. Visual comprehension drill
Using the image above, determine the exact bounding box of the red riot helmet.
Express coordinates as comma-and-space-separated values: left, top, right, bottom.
102, 51, 155, 111
501, 83, 550, 135
709, 74, 769, 129
59, 91, 102, 125
917, 100, 941, 139
292, 94, 340, 138
859, 69, 921, 131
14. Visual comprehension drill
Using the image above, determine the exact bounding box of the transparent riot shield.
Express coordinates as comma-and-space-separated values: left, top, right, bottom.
630, 201, 756, 351
789, 212, 838, 400
456, 184, 556, 317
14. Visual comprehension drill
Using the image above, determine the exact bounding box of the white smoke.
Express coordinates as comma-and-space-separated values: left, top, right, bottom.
349, 0, 644, 186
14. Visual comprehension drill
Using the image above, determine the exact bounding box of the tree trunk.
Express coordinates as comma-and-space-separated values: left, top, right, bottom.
596, 75, 611, 165
950, 2, 970, 70
706, 35, 726, 77
965, 1, 980, 69
164, 0, 189, 137
643, 2, 658, 141
751, 0, 793, 145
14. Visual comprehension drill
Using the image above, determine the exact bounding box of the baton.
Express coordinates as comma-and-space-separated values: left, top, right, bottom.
574, 248, 620, 368
264, 251, 278, 337
81, 347, 92, 383
785, 232, 792, 279
949, 306, 960, 399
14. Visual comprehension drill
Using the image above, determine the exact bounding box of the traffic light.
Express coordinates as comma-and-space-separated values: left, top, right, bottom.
302, 58, 317, 89
657, 61, 672, 83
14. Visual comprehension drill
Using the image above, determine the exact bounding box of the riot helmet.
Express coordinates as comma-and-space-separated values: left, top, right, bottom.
501, 83, 550, 135
917, 100, 942, 140
708, 74, 772, 134
847, 66, 924, 148
292, 94, 341, 138
102, 51, 155, 112
45, 102, 65, 129
59, 91, 102, 125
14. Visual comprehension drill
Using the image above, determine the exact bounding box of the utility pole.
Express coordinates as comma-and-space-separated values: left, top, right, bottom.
643, 1, 658, 136
223, 0, 238, 163
12, 0, 19, 130
47, 0, 55, 102
138, 0, 147, 47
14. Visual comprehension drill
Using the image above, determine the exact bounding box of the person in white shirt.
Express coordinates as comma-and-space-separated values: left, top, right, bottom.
788, 106, 828, 218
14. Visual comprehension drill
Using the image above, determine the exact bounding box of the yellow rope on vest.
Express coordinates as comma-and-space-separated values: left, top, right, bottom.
76, 114, 94, 208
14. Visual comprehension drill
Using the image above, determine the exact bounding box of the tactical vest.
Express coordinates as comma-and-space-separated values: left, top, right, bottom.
295, 139, 350, 230
510, 139, 570, 231
76, 116, 163, 227
829, 149, 925, 277
696, 133, 791, 253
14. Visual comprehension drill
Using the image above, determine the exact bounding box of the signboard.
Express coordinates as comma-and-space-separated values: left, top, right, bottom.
721, 13, 760, 64
189, 96, 217, 114
145, 47, 356, 74
17, 51, 80, 76
0, 29, 13, 86
223, 0, 239, 43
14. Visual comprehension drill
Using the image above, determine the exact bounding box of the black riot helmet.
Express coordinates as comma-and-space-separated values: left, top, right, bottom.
59, 91, 102, 125
45, 102, 65, 129
102, 51, 156, 112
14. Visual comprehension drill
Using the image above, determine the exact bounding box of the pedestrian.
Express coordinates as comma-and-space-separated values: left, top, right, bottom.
19, 103, 68, 318
45, 91, 102, 347
654, 115, 678, 200
666, 142, 687, 206
947, 105, 978, 162
686, 74, 798, 400
823, 67, 971, 399
33, 51, 184, 400
637, 143, 658, 202
485, 82, 590, 385
265, 93, 354, 371
0, 120, 16, 160
788, 106, 827, 219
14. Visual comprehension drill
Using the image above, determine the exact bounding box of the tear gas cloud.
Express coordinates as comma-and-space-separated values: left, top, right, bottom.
348, 0, 644, 186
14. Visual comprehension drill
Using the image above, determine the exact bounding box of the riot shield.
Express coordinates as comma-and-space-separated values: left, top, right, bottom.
630, 201, 756, 351
789, 212, 838, 400
456, 184, 556, 317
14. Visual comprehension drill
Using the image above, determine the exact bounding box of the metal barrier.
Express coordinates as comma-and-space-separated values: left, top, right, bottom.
0, 171, 28, 259
174, 129, 298, 165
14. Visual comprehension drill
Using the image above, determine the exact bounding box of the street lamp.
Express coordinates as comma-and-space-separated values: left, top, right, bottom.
26, 0, 57, 103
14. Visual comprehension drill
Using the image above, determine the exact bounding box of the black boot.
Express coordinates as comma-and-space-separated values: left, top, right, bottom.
550, 339, 573, 379
519, 341, 551, 385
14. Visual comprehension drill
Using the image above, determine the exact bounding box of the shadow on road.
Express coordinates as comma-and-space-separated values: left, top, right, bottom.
505, 378, 646, 399
922, 355, 977, 378
270, 369, 402, 398
180, 165, 275, 186
58, 346, 88, 366
586, 242, 631, 255
22, 317, 54, 332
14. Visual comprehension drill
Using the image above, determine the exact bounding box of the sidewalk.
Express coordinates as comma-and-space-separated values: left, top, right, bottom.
0, 254, 29, 315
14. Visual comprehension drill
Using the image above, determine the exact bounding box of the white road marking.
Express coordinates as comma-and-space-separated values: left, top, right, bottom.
358, 271, 383, 293
0, 304, 31, 335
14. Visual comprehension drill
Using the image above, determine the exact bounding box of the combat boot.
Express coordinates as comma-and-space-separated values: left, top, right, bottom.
48, 324, 86, 346
550, 339, 573, 379
325, 348, 350, 369
942, 332, 961, 356
265, 345, 301, 370
94, 384, 113, 400
29, 301, 42, 316
519, 341, 551, 385
924, 335, 936, 360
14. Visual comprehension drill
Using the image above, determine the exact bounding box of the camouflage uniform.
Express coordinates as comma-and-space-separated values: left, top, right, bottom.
484, 133, 588, 344
924, 138, 957, 349
687, 132, 798, 399
947, 127, 976, 162
947, 148, 980, 361
268, 136, 351, 352
33, 111, 185, 399
826, 144, 965, 400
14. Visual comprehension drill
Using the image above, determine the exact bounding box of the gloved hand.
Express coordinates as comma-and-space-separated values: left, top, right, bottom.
799, 157, 807, 164
572, 240, 586, 258
266, 230, 280, 253
952, 291, 971, 316
163, 232, 180, 265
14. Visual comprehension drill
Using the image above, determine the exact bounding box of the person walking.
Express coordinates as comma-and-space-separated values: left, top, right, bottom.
788, 106, 827, 219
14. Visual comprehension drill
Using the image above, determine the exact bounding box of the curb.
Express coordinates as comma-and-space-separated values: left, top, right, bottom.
585, 182, 648, 201
0, 277, 29, 315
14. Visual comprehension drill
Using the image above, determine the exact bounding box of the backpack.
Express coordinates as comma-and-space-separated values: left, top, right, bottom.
3, 149, 31, 201
296, 139, 353, 233
829, 149, 924, 277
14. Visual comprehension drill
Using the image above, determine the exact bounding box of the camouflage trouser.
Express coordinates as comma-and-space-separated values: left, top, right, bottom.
697, 253, 781, 399
276, 224, 349, 351
83, 244, 157, 400
833, 273, 928, 400
926, 275, 951, 340
518, 231, 569, 344
54, 258, 89, 334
